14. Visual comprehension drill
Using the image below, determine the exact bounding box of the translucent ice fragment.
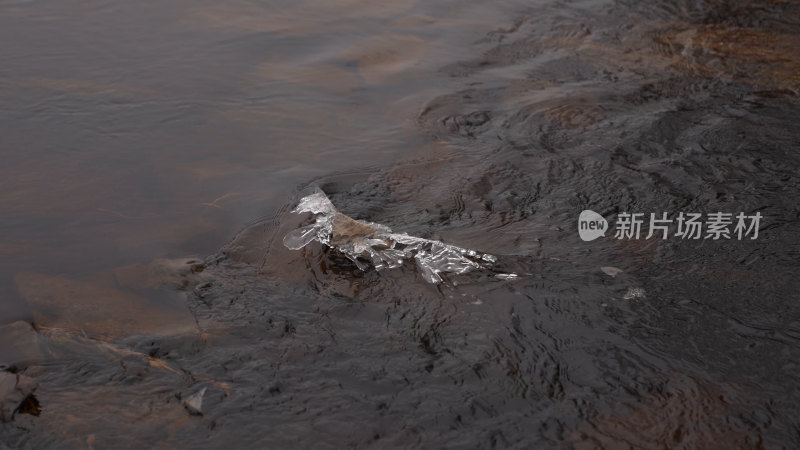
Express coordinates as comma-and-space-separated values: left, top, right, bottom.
283, 223, 324, 250
495, 273, 518, 280
282, 189, 505, 283
293, 191, 337, 215
282, 191, 336, 249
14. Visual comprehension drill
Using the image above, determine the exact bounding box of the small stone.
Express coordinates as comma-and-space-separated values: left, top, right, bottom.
183, 387, 206, 416
600, 266, 623, 277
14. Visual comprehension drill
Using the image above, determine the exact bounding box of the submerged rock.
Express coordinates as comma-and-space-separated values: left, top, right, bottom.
111, 258, 210, 292
0, 372, 38, 422
0, 321, 43, 371
14, 272, 199, 341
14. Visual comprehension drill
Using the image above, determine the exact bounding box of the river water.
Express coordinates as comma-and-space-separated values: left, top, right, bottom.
1, 0, 799, 448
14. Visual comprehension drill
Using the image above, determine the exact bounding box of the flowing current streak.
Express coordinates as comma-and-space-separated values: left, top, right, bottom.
283, 190, 500, 283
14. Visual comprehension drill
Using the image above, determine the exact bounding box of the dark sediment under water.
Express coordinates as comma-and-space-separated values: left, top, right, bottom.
1, 0, 800, 448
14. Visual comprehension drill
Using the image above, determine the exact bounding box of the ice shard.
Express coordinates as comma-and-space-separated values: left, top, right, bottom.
283, 190, 499, 283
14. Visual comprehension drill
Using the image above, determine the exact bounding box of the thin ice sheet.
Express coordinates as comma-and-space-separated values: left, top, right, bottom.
283, 190, 499, 283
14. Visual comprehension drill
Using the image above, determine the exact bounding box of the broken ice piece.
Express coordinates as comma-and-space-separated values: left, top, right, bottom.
183, 387, 206, 416
283, 189, 503, 284
495, 273, 518, 280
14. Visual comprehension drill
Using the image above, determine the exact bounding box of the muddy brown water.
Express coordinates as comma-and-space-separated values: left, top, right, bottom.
2, 0, 800, 448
